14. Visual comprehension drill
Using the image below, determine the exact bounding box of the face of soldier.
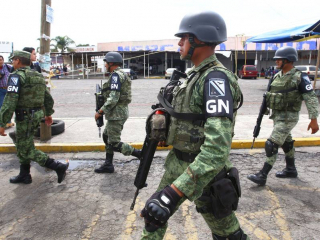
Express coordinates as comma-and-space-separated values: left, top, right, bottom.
11, 58, 20, 69
30, 50, 37, 62
178, 34, 191, 60
0, 57, 4, 67
275, 59, 283, 69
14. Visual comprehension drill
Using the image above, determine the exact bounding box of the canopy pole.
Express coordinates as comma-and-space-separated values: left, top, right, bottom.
313, 39, 320, 89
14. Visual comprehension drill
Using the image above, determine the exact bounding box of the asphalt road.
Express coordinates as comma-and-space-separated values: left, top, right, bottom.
0, 147, 320, 240
49, 77, 312, 119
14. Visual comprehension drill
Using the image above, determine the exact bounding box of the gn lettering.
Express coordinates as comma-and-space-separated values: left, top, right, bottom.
206, 99, 229, 113
8, 86, 19, 92
111, 84, 118, 89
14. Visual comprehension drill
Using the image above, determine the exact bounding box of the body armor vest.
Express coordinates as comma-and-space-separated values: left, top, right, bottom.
102, 68, 132, 105
16, 68, 46, 108
166, 65, 240, 153
267, 69, 303, 112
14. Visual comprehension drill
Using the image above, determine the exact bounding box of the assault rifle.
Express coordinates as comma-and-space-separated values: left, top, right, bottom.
95, 81, 104, 138
251, 77, 274, 148
130, 70, 187, 210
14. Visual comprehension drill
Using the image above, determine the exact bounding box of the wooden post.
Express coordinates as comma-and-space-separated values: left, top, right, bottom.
40, 0, 52, 141
313, 39, 320, 89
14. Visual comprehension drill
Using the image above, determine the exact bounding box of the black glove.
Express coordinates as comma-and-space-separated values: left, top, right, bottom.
141, 185, 181, 231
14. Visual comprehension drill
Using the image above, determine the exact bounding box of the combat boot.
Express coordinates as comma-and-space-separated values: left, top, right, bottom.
45, 158, 69, 183
276, 157, 298, 178
247, 162, 272, 186
131, 149, 142, 159
10, 164, 32, 184
94, 153, 114, 173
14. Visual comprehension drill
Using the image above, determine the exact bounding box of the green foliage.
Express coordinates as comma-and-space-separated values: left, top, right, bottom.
51, 36, 76, 53
76, 44, 90, 47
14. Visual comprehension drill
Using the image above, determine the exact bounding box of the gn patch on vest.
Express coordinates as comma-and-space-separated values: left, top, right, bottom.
110, 73, 122, 91
299, 72, 313, 93
204, 71, 233, 121
7, 74, 21, 94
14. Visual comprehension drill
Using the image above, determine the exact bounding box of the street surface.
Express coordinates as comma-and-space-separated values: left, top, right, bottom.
0, 147, 320, 240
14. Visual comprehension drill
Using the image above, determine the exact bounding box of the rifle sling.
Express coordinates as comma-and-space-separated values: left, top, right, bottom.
157, 92, 205, 121
274, 87, 297, 94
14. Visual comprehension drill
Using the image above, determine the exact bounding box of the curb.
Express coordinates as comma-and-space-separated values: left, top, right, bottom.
1, 137, 320, 153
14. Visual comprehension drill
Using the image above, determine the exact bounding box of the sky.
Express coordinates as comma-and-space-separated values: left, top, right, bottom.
1, 0, 320, 58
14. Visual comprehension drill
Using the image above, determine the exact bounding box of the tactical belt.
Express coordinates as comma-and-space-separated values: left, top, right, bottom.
173, 148, 199, 163
16, 107, 42, 115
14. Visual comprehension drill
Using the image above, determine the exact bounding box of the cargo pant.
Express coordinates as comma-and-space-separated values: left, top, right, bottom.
15, 110, 48, 166
103, 119, 134, 155
140, 150, 243, 239
265, 118, 298, 166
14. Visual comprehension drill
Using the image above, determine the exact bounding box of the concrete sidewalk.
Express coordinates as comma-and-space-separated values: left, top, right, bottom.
1, 114, 320, 153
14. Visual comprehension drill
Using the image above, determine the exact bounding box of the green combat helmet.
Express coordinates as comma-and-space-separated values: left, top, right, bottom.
103, 52, 123, 65
175, 11, 227, 60
273, 46, 298, 62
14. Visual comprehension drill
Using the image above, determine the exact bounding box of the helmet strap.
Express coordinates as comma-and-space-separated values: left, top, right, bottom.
182, 36, 207, 60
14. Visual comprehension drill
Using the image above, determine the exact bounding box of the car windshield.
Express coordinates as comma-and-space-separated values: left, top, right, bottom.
296, 66, 307, 71
245, 66, 256, 71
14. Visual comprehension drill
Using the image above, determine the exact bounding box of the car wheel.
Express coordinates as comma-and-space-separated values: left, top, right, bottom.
254, 77, 257, 79
35, 119, 65, 137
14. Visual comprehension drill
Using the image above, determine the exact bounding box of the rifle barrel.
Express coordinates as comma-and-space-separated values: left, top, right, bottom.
130, 188, 139, 210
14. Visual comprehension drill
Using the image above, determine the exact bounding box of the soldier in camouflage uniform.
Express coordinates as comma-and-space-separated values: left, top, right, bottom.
247, 46, 319, 186
0, 51, 69, 184
140, 12, 248, 240
94, 52, 141, 173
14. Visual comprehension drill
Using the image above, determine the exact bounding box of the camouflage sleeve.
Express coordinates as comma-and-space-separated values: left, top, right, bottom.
0, 92, 19, 127
302, 91, 319, 119
44, 88, 55, 116
173, 117, 232, 201
101, 91, 120, 113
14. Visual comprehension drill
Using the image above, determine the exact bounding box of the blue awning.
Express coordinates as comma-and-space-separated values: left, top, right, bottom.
246, 20, 320, 43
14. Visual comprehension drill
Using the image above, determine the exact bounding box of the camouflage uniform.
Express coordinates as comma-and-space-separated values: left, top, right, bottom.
0, 66, 54, 166
141, 54, 244, 239
101, 67, 134, 155
265, 68, 319, 166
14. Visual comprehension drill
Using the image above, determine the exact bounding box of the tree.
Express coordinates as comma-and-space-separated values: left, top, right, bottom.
76, 44, 90, 47
51, 36, 75, 52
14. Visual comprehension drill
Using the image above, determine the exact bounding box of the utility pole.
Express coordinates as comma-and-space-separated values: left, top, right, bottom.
40, 0, 51, 56
40, 0, 52, 141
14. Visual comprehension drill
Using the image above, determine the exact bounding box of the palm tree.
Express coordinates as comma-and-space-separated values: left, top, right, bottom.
51, 36, 75, 52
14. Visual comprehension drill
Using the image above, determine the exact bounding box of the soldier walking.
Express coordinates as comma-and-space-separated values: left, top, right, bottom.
139, 12, 248, 239
94, 52, 141, 173
0, 51, 69, 184
247, 46, 319, 186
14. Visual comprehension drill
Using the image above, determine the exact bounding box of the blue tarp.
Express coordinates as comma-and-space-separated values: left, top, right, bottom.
246, 20, 320, 43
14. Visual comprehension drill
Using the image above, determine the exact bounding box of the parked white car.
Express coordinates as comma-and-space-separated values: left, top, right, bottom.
295, 65, 320, 80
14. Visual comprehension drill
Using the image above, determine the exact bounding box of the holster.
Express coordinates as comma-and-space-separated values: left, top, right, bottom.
15, 109, 25, 122
196, 167, 241, 219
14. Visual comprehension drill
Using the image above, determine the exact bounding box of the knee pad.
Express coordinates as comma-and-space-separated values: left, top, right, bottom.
102, 134, 108, 145
111, 142, 123, 152
281, 140, 295, 153
265, 139, 278, 157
